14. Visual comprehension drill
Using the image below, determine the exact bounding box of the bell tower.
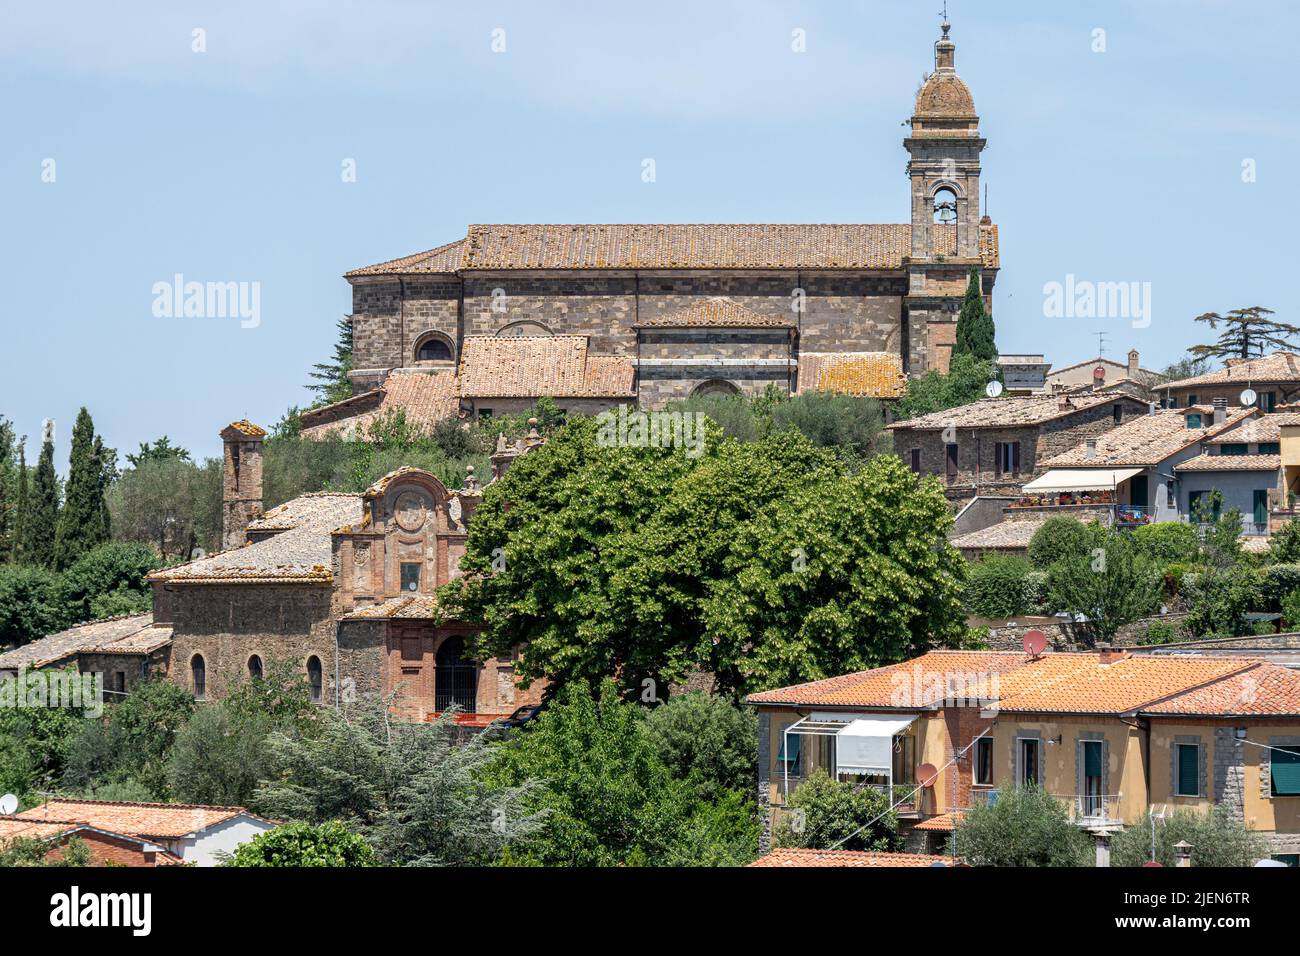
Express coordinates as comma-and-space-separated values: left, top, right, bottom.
903, 16, 996, 374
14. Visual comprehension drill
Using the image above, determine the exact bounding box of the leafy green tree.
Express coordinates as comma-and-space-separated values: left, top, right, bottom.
59, 543, 161, 624
772, 770, 904, 852
307, 317, 354, 406
0, 564, 70, 646
1027, 515, 1094, 567
964, 555, 1039, 618
0, 835, 92, 867
951, 786, 1092, 866
125, 436, 191, 467
0, 668, 91, 787
488, 681, 755, 866
767, 392, 886, 459
892, 352, 999, 421
643, 692, 758, 800
1111, 805, 1265, 867
1160, 355, 1212, 381
1188, 306, 1297, 361
1046, 525, 1162, 645
1268, 520, 1300, 564
953, 268, 996, 361
1132, 522, 1200, 565
1184, 564, 1260, 638
22, 429, 58, 569
54, 408, 112, 570
225, 821, 376, 867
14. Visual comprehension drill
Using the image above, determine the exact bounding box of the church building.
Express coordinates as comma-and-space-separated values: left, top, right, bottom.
304, 19, 998, 437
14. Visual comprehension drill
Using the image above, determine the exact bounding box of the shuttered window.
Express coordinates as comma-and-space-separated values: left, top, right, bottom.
1272, 746, 1300, 797
1175, 743, 1200, 797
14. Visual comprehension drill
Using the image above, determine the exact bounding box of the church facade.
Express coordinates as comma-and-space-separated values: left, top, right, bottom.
311, 21, 997, 433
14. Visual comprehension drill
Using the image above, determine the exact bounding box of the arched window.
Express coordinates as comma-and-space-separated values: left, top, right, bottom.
933, 186, 958, 225
415, 336, 453, 362
306, 655, 323, 703
691, 379, 740, 399
248, 655, 263, 681
435, 637, 478, 714
191, 654, 206, 701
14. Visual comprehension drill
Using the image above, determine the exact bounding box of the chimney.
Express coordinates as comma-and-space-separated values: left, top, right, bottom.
1173, 841, 1192, 868
1094, 833, 1111, 868
1097, 645, 1129, 665
1127, 349, 1140, 378
221, 420, 266, 549
1058, 395, 1074, 411
1212, 397, 1227, 426
1084, 439, 1098, 460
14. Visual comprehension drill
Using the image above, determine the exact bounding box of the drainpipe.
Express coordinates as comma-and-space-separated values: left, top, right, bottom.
333, 619, 342, 710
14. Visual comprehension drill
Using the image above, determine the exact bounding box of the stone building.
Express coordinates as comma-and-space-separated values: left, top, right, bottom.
312, 19, 996, 433
1160, 352, 1300, 412
0, 422, 547, 721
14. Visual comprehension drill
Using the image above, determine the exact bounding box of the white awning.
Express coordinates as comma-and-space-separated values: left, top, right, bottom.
834, 714, 918, 776
1021, 467, 1143, 494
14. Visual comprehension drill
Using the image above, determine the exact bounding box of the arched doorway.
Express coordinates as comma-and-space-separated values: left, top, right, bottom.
435, 637, 478, 713
691, 379, 740, 399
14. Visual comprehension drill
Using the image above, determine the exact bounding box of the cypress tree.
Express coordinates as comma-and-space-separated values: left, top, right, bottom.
12, 443, 28, 565
54, 408, 110, 569
953, 268, 997, 362
24, 429, 58, 568
0, 418, 13, 562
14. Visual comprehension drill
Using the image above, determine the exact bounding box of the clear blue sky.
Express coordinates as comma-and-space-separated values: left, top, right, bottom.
1, 0, 1295, 466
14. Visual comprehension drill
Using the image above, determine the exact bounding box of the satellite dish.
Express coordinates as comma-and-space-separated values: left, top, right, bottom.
0, 793, 17, 815
1255, 858, 1288, 867
917, 763, 940, 787
1240, 388, 1257, 407
1023, 629, 1047, 658
1141, 861, 1163, 868
928, 860, 948, 867
985, 380, 1004, 399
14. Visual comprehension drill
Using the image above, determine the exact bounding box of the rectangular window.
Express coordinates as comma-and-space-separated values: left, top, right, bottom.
400, 562, 422, 593
1018, 737, 1040, 787
994, 441, 1021, 476
1186, 413, 1202, 428
776, 732, 802, 776
1260, 442, 1281, 454
1219, 443, 1248, 456
1082, 740, 1104, 815
1186, 393, 1198, 406
974, 737, 993, 786
910, 448, 921, 473
945, 443, 959, 480
1272, 745, 1300, 797
1261, 391, 1277, 412
477, 408, 493, 420
893, 735, 916, 785
1113, 404, 1123, 424
1175, 742, 1201, 797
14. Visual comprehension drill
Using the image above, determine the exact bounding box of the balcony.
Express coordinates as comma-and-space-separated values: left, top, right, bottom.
965, 789, 1124, 829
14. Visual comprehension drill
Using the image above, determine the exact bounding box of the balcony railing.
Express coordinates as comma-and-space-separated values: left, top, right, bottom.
1052, 792, 1124, 826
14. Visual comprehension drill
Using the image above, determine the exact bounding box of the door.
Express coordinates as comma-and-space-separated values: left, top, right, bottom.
1254, 489, 1269, 530
1129, 474, 1149, 509
1082, 741, 1103, 816
945, 443, 959, 481
1018, 738, 1040, 787
435, 636, 478, 713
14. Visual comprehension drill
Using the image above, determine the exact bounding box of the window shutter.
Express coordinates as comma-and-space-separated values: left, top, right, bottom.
1272, 747, 1300, 796
1177, 744, 1200, 795
1012, 442, 1021, 474
1084, 741, 1102, 778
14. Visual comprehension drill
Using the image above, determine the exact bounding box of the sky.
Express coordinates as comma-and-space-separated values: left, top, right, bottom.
1, 0, 1296, 467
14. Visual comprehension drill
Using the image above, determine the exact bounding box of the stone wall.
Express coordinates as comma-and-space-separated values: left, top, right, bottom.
977, 613, 1192, 651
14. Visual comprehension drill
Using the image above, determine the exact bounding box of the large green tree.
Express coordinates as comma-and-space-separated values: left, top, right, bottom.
892, 352, 1000, 422
1111, 805, 1264, 867
772, 771, 903, 852
22, 430, 58, 569
308, 317, 354, 406
1188, 306, 1298, 361
53, 408, 112, 570
951, 786, 1092, 867
1046, 524, 1162, 645
224, 821, 376, 867
953, 267, 996, 362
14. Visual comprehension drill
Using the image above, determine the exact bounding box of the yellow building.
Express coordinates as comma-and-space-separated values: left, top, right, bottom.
748, 648, 1300, 863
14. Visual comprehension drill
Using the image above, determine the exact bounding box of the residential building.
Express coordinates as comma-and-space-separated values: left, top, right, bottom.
0, 818, 184, 867
1160, 352, 1300, 412
1044, 349, 1163, 394
995, 354, 1050, 395
887, 391, 1148, 502
748, 648, 1300, 862
748, 848, 957, 867
12, 799, 278, 866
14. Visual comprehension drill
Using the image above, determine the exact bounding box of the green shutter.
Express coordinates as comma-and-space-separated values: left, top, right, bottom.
1255, 490, 1269, 527
1084, 741, 1102, 777
1176, 744, 1199, 796
1272, 747, 1300, 796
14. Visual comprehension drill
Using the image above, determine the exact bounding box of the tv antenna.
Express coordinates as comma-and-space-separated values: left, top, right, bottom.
1093, 331, 1109, 357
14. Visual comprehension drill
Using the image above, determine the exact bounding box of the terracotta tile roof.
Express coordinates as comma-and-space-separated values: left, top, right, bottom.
746, 650, 1029, 708
0, 614, 166, 671
222, 419, 267, 438
950, 516, 1051, 552
1144, 662, 1300, 716
747, 649, 1262, 716
1043, 407, 1256, 467
1205, 412, 1300, 445
345, 239, 467, 277
913, 811, 964, 832
348, 223, 1000, 276
1175, 453, 1280, 473
300, 369, 459, 440
748, 848, 952, 867
150, 494, 362, 585
15, 799, 264, 840
458, 335, 635, 399
888, 393, 1118, 431
1163, 352, 1300, 390
343, 595, 439, 619
635, 297, 795, 329
0, 818, 80, 842
798, 352, 908, 399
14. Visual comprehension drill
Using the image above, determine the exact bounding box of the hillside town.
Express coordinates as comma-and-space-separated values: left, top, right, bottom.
2, 9, 1297, 893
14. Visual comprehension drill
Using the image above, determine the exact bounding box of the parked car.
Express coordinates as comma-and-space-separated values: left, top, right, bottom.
494, 702, 546, 730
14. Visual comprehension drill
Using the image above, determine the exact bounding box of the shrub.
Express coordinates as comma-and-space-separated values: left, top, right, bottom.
1283, 590, 1300, 630
1267, 519, 1300, 564
1183, 564, 1261, 638
1111, 805, 1265, 867
1027, 516, 1093, 568
1137, 620, 1178, 646
1132, 522, 1200, 565
0, 565, 70, 648
772, 770, 903, 853
965, 555, 1037, 618
1258, 563, 1300, 611
642, 692, 758, 800
768, 392, 885, 459
1161, 562, 1194, 598
950, 786, 1092, 866
224, 821, 376, 867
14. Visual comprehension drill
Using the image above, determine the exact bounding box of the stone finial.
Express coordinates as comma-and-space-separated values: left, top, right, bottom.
463, 463, 480, 493
495, 432, 509, 454
524, 417, 542, 448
